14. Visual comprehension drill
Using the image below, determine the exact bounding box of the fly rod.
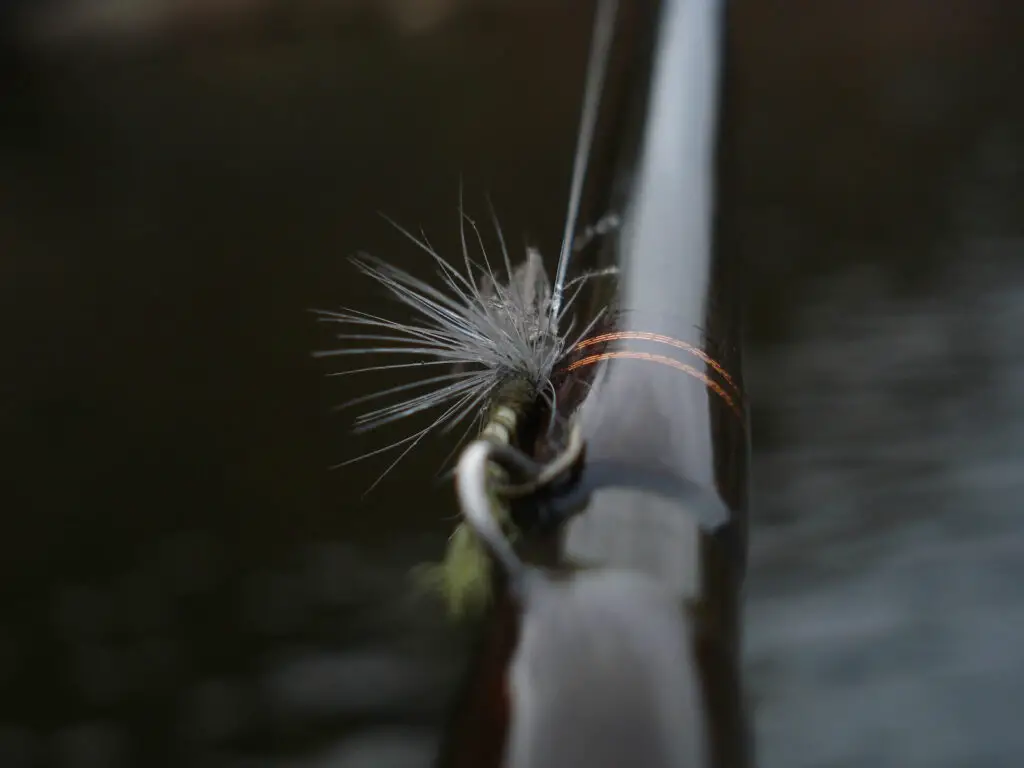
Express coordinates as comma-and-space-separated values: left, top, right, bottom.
314, 1, 751, 765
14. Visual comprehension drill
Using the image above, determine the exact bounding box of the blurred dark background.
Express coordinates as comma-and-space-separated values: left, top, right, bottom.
1, 1, 1022, 766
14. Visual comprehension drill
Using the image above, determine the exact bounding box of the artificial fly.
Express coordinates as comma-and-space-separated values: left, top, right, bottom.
312, 211, 604, 494
314, 0, 619, 494
313, 0, 620, 614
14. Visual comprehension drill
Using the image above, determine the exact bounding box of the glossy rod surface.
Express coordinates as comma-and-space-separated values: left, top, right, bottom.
552, 0, 751, 763
436, 0, 750, 765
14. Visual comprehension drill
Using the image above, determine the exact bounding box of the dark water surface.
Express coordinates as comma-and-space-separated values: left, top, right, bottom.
1, 1, 1022, 766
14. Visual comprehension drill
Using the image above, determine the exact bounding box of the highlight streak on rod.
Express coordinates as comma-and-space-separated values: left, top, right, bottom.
572, 330, 742, 401
563, 350, 742, 419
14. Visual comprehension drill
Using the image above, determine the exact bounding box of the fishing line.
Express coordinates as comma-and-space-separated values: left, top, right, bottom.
550, 0, 619, 325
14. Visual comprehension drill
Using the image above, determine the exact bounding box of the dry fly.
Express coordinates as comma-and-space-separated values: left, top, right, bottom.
313, 0, 619, 494
312, 214, 606, 493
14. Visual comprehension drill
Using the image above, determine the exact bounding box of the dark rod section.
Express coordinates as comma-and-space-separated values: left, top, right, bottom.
436, 0, 751, 765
